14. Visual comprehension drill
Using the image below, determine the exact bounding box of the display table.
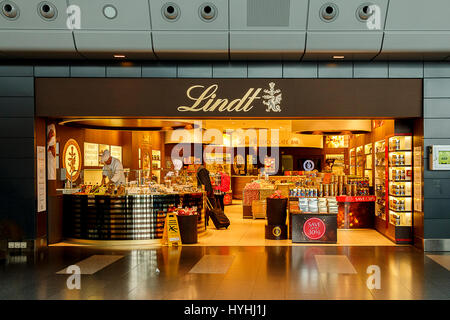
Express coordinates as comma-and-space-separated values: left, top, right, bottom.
63, 192, 205, 241
336, 196, 376, 229
291, 212, 337, 243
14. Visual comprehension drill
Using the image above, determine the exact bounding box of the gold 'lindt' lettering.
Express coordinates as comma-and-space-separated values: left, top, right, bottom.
178, 85, 262, 113
178, 85, 218, 112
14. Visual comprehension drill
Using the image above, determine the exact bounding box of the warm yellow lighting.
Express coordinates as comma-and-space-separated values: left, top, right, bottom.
333, 55, 345, 59
113, 54, 126, 58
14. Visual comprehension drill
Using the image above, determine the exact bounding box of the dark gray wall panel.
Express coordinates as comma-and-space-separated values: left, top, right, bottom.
424, 178, 450, 199
0, 159, 34, 179
283, 62, 318, 78
424, 79, 450, 98
0, 66, 33, 77
0, 138, 35, 158
424, 119, 450, 139
424, 62, 450, 78
247, 63, 282, 78
424, 199, 450, 219
388, 62, 424, 78
106, 65, 142, 78
0, 97, 34, 117
424, 99, 450, 118
353, 62, 388, 78
70, 65, 106, 77
142, 63, 177, 78
424, 159, 450, 179
0, 77, 33, 96
0, 118, 34, 138
178, 63, 212, 78
212, 63, 247, 78
34, 66, 70, 77
424, 219, 450, 238
318, 62, 353, 78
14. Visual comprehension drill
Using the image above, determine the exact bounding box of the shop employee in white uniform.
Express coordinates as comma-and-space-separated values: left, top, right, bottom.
101, 150, 126, 186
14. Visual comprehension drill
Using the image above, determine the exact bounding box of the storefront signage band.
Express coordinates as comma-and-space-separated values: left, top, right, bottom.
36, 78, 422, 118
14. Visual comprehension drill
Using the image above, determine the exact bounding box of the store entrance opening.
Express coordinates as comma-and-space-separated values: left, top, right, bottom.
40, 117, 421, 247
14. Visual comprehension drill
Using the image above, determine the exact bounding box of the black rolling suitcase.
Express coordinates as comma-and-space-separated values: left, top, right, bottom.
206, 197, 230, 229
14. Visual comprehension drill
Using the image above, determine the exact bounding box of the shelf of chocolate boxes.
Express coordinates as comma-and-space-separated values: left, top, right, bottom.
289, 175, 370, 214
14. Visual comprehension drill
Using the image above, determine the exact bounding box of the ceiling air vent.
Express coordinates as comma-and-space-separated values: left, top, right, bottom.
320, 3, 338, 22
1, 1, 19, 20
162, 2, 180, 21
38, 2, 57, 21
199, 3, 217, 22
356, 3, 374, 21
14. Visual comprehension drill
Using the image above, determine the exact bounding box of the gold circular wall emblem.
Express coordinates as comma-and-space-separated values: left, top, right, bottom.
272, 226, 282, 237
62, 138, 82, 181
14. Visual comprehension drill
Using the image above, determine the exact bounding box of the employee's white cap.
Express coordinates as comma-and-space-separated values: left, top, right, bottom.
101, 150, 111, 162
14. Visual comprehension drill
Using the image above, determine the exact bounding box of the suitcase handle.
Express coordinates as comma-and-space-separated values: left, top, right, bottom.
205, 197, 214, 210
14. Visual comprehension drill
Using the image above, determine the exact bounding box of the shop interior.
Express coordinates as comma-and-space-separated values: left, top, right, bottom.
41, 118, 420, 246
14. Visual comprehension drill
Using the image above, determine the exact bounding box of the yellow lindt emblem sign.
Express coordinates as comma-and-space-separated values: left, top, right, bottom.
162, 213, 182, 246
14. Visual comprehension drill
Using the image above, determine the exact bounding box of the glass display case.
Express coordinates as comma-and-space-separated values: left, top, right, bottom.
356, 146, 364, 177
349, 148, 356, 175
364, 143, 373, 186
374, 140, 386, 220
388, 135, 413, 228
151, 149, 161, 183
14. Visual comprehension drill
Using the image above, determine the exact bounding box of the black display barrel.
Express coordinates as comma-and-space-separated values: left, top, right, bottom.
176, 214, 198, 244
266, 198, 288, 225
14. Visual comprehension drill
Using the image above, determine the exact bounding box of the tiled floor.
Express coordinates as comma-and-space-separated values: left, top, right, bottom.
197, 201, 396, 246
2, 201, 448, 300
0, 246, 449, 300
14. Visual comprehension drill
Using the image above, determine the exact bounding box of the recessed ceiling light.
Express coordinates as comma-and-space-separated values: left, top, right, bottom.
114, 54, 126, 59
333, 55, 345, 59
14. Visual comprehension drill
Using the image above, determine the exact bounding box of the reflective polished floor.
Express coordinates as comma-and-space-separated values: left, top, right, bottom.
1, 201, 449, 300
1, 245, 449, 300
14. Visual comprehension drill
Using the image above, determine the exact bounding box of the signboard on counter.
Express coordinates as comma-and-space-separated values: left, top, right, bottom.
37, 146, 46, 212
292, 213, 337, 243
84, 142, 99, 167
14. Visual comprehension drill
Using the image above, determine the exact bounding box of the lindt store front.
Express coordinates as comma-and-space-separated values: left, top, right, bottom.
34, 77, 424, 247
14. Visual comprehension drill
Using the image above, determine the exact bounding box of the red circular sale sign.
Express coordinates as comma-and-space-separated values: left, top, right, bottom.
303, 218, 326, 240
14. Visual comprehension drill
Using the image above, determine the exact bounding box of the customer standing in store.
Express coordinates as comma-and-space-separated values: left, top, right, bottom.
101, 150, 126, 186
195, 162, 216, 206
213, 165, 230, 211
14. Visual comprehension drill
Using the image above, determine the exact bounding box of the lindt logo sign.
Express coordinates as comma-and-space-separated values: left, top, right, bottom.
177, 82, 282, 113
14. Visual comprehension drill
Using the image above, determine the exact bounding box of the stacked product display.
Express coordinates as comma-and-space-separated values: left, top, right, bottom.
288, 173, 370, 198
388, 135, 413, 227
374, 140, 386, 219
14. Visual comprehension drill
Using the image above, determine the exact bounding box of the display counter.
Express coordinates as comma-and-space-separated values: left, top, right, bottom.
336, 195, 375, 229
63, 192, 205, 241
232, 175, 299, 199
